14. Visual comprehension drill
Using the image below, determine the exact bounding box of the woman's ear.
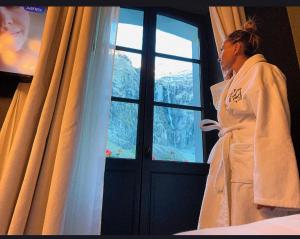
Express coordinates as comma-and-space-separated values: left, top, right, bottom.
233, 42, 242, 56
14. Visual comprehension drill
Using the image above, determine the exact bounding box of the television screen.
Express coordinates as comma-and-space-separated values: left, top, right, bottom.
0, 6, 47, 76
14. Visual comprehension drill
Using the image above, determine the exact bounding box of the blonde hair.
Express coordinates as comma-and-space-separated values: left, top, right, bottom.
227, 18, 262, 57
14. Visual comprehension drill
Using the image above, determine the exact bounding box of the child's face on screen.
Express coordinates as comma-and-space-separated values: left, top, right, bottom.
0, 7, 30, 51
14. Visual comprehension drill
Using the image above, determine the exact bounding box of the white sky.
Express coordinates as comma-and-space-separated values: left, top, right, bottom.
116, 24, 193, 79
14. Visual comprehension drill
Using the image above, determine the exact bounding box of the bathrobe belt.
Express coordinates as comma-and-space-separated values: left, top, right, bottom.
200, 119, 244, 225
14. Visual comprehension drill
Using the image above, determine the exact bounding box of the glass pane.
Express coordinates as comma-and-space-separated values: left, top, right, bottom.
152, 106, 203, 163
154, 57, 201, 107
106, 101, 138, 159
156, 15, 200, 59
116, 8, 143, 50
112, 50, 141, 99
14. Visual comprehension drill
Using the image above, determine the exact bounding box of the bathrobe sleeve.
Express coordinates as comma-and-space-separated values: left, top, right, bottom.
247, 63, 300, 208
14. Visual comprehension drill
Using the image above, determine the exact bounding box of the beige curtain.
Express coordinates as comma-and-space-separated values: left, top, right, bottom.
0, 6, 118, 235
287, 7, 300, 67
61, 7, 119, 234
209, 7, 246, 79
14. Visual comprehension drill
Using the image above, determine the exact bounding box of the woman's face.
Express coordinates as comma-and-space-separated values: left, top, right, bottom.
0, 7, 30, 51
218, 40, 236, 72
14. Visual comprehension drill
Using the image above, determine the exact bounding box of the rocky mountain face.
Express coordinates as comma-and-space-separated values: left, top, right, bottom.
107, 53, 200, 162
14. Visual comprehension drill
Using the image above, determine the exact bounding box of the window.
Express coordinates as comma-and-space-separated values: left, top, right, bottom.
106, 8, 204, 163
102, 8, 211, 235
106, 8, 143, 159
153, 15, 202, 163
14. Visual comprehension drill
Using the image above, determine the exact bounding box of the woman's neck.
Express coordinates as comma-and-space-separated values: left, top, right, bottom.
232, 55, 249, 74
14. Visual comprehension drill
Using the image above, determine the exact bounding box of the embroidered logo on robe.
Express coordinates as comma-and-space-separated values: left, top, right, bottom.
229, 88, 242, 103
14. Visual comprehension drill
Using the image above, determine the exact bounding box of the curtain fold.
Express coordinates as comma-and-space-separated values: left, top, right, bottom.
209, 7, 246, 79
0, 6, 119, 235
287, 7, 300, 67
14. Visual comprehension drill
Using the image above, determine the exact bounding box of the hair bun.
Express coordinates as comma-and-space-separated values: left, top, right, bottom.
243, 19, 257, 32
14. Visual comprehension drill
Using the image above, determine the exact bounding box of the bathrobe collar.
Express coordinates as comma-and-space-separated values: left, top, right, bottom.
210, 54, 267, 110
232, 54, 267, 82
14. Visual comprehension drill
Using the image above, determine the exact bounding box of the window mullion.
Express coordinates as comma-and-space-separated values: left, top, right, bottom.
153, 101, 203, 111
116, 45, 142, 55
154, 52, 201, 64
137, 8, 157, 235
138, 9, 156, 165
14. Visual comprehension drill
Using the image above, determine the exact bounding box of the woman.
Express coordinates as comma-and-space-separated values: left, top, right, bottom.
198, 19, 300, 229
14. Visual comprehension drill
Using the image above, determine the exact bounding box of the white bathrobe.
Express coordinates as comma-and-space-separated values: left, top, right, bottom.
198, 54, 300, 229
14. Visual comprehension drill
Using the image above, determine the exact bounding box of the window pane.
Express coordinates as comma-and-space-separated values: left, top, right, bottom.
152, 106, 203, 163
106, 101, 138, 159
116, 8, 143, 50
112, 50, 141, 99
156, 15, 200, 59
154, 57, 201, 107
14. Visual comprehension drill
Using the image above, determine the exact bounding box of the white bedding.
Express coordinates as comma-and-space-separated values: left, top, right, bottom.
176, 214, 300, 235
